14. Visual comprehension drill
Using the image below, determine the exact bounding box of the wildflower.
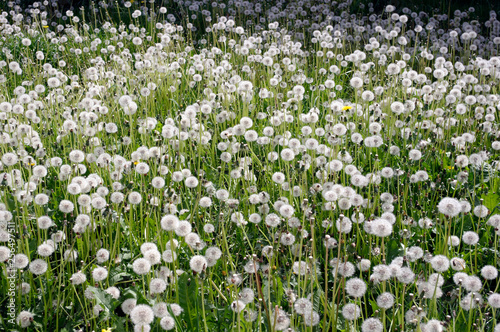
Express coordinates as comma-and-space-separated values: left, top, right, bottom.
128, 192, 142, 205
377, 292, 395, 309
488, 293, 500, 308
396, 267, 415, 284
122, 298, 137, 314
333, 261, 355, 277
105, 287, 120, 299
189, 255, 207, 273
345, 278, 367, 298
421, 319, 443, 332
29, 259, 48, 275
279, 204, 295, 218
373, 264, 392, 282
37, 216, 53, 229
164, 304, 181, 317
342, 303, 361, 320
185, 233, 205, 250
59, 200, 74, 214
110, 192, 124, 204
294, 298, 313, 315
239, 288, 255, 304
280, 148, 295, 161
361, 318, 383, 332
160, 316, 176, 330
185, 176, 199, 188
280, 232, 296, 246
303, 311, 320, 326
460, 200, 471, 213
371, 218, 393, 237
132, 258, 151, 275
2, 152, 18, 166
430, 255, 450, 272
140, 243, 157, 255
408, 149, 422, 161
243, 260, 260, 274
481, 265, 498, 280
17, 311, 34, 328
437, 197, 461, 217
292, 261, 308, 275
130, 304, 154, 325
463, 276, 482, 292
152, 302, 169, 318
161, 215, 179, 231
37, 243, 54, 257
92, 266, 109, 281
150, 278, 167, 294
473, 205, 489, 218
350, 77, 363, 89
199, 196, 212, 208
69, 150, 86, 164
462, 231, 479, 245
135, 162, 149, 175
144, 249, 162, 265
231, 300, 246, 313
13, 254, 29, 269
0, 247, 10, 262
70, 272, 87, 285
203, 223, 215, 233
265, 213, 281, 227
460, 292, 483, 310
161, 249, 176, 263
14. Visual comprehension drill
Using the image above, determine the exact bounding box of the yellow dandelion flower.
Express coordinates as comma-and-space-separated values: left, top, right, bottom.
342, 106, 353, 111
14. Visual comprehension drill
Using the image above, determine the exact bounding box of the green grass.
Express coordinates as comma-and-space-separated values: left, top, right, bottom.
0, 0, 499, 331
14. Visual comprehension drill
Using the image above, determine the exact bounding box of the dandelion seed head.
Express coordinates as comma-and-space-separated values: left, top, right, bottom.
462, 231, 479, 245
130, 304, 154, 325
29, 259, 48, 275
92, 266, 108, 281
150, 278, 167, 294
473, 205, 489, 218
430, 255, 450, 272
361, 318, 383, 332
377, 292, 395, 309
14, 254, 29, 269
70, 271, 87, 285
231, 300, 246, 313
16, 311, 34, 328
132, 258, 151, 275
175, 220, 192, 237
437, 197, 461, 217
189, 255, 207, 273
421, 319, 443, 332
481, 265, 498, 280
488, 293, 500, 308
160, 316, 176, 330
342, 303, 361, 320
345, 278, 367, 298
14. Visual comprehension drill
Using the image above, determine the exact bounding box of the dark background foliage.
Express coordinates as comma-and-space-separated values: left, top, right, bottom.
6, 0, 500, 23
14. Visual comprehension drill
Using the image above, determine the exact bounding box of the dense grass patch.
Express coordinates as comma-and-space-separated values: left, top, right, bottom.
0, 0, 500, 331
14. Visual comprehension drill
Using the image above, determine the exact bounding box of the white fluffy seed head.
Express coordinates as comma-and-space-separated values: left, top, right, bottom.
189, 255, 207, 273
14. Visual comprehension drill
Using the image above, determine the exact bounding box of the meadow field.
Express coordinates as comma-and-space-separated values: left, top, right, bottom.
1, 0, 500, 331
